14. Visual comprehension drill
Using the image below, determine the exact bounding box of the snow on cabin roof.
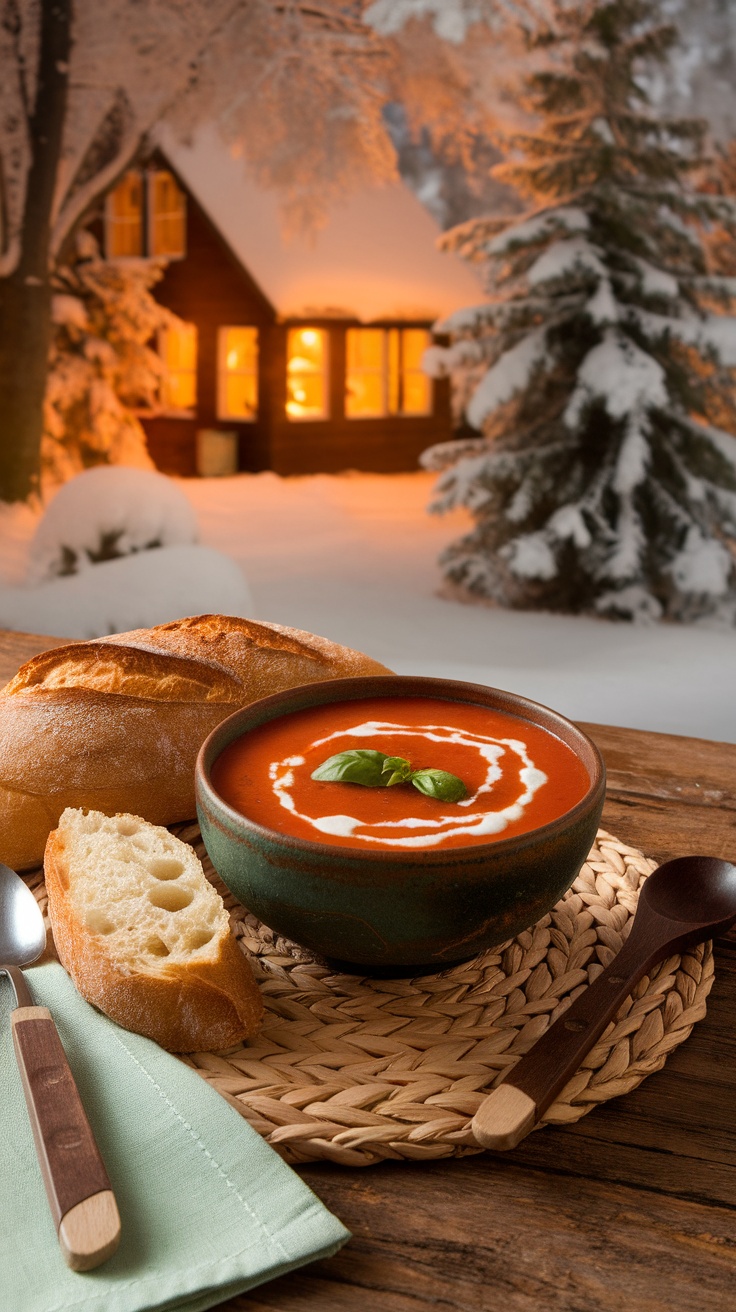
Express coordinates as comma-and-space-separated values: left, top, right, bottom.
156, 125, 483, 323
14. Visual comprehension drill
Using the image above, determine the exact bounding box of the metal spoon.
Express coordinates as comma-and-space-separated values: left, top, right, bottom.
472, 855, 736, 1151
0, 862, 121, 1270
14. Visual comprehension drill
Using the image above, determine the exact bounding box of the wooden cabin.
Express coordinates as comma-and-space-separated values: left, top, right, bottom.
99, 127, 481, 477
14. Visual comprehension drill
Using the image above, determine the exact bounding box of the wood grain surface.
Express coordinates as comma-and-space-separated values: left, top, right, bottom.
2, 629, 735, 1312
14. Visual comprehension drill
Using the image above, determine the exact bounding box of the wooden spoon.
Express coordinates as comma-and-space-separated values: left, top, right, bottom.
471, 855, 736, 1151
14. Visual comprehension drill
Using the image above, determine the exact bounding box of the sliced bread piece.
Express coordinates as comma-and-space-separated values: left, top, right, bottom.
45, 807, 263, 1052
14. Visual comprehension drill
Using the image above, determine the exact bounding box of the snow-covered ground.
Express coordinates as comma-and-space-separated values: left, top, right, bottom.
1, 469, 734, 743
188, 471, 735, 744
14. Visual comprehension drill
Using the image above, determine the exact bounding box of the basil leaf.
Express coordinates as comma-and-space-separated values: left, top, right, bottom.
311, 749, 388, 786
380, 756, 413, 787
411, 769, 469, 803
311, 750, 469, 802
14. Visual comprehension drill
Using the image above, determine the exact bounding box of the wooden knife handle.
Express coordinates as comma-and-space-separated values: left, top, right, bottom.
11, 1005, 121, 1270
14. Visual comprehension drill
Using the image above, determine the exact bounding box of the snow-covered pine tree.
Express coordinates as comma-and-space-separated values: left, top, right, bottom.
703, 140, 736, 279
422, 0, 736, 623
42, 231, 175, 488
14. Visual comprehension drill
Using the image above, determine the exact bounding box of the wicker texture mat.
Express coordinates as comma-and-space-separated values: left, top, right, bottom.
28, 827, 713, 1167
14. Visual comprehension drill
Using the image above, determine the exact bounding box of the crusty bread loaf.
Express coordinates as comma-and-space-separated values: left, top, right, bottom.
0, 613, 390, 869
45, 808, 263, 1052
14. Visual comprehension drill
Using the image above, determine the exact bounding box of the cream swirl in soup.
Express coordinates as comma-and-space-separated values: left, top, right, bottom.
270, 719, 548, 848
210, 697, 591, 852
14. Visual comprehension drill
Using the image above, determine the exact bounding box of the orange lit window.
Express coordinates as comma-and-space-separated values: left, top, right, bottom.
286, 327, 328, 419
160, 323, 197, 413
105, 168, 186, 259
346, 328, 432, 418
399, 328, 432, 415
217, 327, 258, 420
346, 329, 386, 417
149, 169, 186, 258
105, 171, 143, 257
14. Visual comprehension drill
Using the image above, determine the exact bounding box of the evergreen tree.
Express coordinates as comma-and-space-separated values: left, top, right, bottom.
703, 140, 736, 278
422, 0, 736, 623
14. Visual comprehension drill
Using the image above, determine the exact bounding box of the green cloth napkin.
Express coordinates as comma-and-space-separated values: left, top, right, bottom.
1, 962, 349, 1312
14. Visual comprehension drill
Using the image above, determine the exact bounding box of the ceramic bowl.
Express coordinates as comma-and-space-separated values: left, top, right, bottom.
195, 676, 605, 971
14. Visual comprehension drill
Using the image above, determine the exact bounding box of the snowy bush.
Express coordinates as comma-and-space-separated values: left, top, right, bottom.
421, 0, 736, 624
42, 230, 177, 488
0, 545, 254, 640
28, 466, 198, 583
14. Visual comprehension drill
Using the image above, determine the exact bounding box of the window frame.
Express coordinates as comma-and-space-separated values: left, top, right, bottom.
285, 326, 330, 422
345, 328, 389, 419
158, 322, 198, 418
394, 327, 433, 417
344, 326, 433, 420
216, 325, 259, 422
104, 166, 187, 261
147, 167, 187, 260
104, 169, 145, 259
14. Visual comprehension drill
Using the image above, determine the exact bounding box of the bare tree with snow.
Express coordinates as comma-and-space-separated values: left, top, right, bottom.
421, 0, 736, 624
0, 0, 392, 503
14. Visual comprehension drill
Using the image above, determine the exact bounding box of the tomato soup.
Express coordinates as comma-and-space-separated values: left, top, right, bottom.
210, 696, 591, 851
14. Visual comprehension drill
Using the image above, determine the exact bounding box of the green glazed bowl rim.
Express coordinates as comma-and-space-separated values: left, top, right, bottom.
195, 675, 606, 867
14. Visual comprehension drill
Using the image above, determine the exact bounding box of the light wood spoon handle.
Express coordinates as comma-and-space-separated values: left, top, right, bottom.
11, 1005, 121, 1270
473, 853, 736, 1150
471, 932, 658, 1150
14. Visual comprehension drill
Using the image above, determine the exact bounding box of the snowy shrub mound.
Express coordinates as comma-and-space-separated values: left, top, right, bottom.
42, 229, 175, 488
0, 544, 254, 639
28, 466, 198, 583
422, 1, 736, 624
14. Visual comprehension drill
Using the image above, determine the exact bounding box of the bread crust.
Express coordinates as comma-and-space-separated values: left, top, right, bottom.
0, 614, 390, 869
44, 823, 264, 1052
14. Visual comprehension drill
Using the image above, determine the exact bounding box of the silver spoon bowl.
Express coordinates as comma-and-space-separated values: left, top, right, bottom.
0, 862, 46, 1005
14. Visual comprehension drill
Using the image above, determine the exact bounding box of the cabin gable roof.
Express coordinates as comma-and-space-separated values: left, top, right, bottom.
155, 124, 483, 324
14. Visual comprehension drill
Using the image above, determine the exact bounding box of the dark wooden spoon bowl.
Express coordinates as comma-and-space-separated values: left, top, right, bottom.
472, 855, 736, 1150
638, 855, 736, 929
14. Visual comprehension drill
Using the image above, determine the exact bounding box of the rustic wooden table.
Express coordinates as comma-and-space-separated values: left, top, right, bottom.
2, 629, 735, 1312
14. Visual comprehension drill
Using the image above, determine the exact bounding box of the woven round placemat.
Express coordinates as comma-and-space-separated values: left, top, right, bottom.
28, 826, 714, 1167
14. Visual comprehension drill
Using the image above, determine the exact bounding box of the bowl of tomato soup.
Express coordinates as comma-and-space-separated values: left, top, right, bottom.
196, 676, 605, 969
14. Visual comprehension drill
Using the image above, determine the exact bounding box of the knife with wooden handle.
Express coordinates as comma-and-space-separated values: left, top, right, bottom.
11, 1003, 121, 1270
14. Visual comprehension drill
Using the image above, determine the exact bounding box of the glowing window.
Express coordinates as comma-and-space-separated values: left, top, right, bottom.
397, 328, 432, 415
105, 171, 143, 257
345, 328, 432, 418
388, 329, 401, 415
286, 328, 328, 420
345, 329, 386, 417
217, 327, 258, 421
149, 169, 186, 258
160, 323, 197, 413
105, 168, 186, 259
